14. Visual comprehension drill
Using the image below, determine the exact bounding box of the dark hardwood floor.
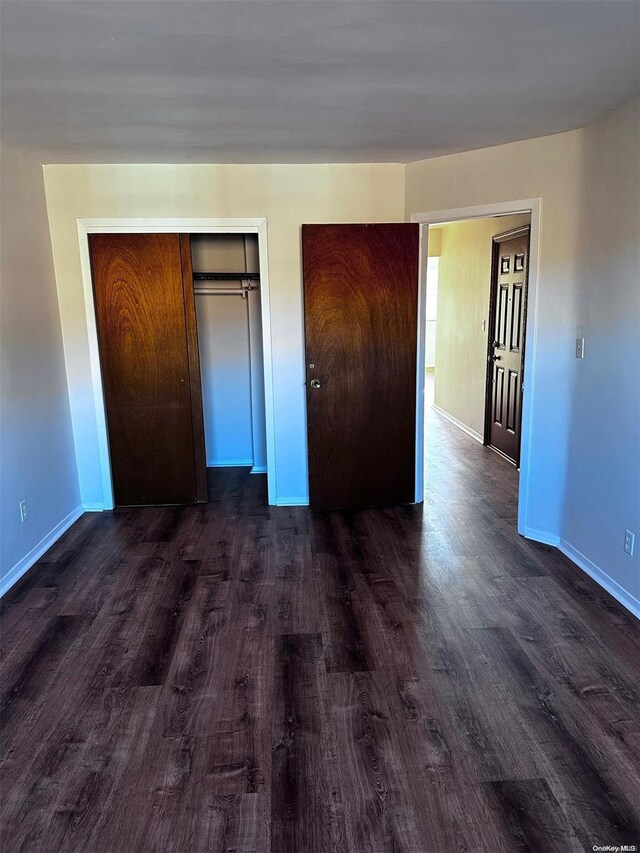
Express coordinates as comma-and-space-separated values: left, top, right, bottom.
2, 387, 639, 852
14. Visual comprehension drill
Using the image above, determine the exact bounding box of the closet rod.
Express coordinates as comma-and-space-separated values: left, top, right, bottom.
193, 272, 260, 282
194, 284, 259, 297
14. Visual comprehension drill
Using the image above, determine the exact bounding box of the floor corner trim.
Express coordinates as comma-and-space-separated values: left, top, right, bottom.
524, 527, 561, 547
558, 537, 640, 620
0, 505, 85, 598
431, 404, 483, 444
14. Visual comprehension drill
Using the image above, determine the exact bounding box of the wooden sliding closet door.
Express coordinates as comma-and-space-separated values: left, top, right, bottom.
90, 233, 207, 506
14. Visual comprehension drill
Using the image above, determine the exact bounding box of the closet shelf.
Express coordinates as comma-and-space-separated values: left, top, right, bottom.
193, 272, 260, 282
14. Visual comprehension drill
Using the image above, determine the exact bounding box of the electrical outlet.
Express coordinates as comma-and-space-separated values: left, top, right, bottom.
575, 337, 585, 359
19, 500, 27, 523
624, 529, 635, 556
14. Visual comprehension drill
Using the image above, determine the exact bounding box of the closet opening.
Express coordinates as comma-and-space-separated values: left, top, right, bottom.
84, 220, 274, 510
190, 233, 268, 503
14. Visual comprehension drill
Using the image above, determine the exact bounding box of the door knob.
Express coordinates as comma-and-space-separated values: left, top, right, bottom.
310, 379, 321, 389
489, 354, 501, 361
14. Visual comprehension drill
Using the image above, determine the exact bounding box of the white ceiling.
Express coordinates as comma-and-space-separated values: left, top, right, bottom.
1, 1, 638, 164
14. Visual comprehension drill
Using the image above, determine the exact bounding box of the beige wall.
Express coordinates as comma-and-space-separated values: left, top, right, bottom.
43, 163, 405, 505
0, 144, 79, 587
433, 214, 530, 437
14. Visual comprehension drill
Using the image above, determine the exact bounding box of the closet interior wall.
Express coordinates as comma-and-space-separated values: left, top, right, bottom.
190, 234, 267, 473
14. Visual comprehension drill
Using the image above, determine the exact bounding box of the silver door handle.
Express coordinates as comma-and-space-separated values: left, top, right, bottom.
310, 379, 321, 389
489, 354, 501, 361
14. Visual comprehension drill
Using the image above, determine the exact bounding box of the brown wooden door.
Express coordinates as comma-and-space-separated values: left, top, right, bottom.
302, 223, 419, 510
89, 233, 207, 506
486, 226, 530, 465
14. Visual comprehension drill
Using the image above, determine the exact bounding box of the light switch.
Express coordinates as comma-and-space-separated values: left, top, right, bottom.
575, 337, 585, 359
624, 530, 635, 557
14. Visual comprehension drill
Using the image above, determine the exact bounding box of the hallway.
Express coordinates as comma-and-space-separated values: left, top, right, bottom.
1, 401, 638, 852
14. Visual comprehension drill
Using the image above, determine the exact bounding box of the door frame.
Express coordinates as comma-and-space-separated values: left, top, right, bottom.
410, 198, 542, 536
483, 224, 531, 461
77, 217, 276, 509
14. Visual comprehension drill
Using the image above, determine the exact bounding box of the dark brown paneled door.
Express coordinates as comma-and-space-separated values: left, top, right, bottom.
89, 233, 207, 506
303, 224, 419, 511
486, 226, 530, 466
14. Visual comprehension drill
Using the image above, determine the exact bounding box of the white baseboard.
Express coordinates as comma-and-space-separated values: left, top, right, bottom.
250, 465, 268, 474
82, 502, 105, 512
524, 527, 639, 620
276, 497, 310, 507
207, 459, 253, 468
558, 538, 640, 620
431, 405, 483, 444
524, 527, 561, 547
0, 505, 84, 598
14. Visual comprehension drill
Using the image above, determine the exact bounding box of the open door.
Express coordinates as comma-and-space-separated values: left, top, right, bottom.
485, 225, 530, 466
302, 223, 420, 510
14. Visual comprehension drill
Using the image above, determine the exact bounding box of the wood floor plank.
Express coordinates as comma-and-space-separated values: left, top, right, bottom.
484, 778, 584, 852
468, 622, 640, 848
271, 632, 345, 853
0, 587, 61, 663
329, 670, 423, 852
43, 686, 162, 853
0, 614, 84, 753
104, 731, 270, 852
115, 557, 200, 689
272, 508, 321, 635
310, 513, 372, 674
499, 575, 640, 718
160, 575, 233, 739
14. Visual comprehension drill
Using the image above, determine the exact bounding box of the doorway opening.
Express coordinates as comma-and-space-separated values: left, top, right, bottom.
424, 255, 439, 384
78, 218, 276, 510
413, 200, 540, 536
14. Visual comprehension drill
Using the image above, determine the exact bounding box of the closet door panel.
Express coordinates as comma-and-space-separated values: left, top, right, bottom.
90, 233, 203, 506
